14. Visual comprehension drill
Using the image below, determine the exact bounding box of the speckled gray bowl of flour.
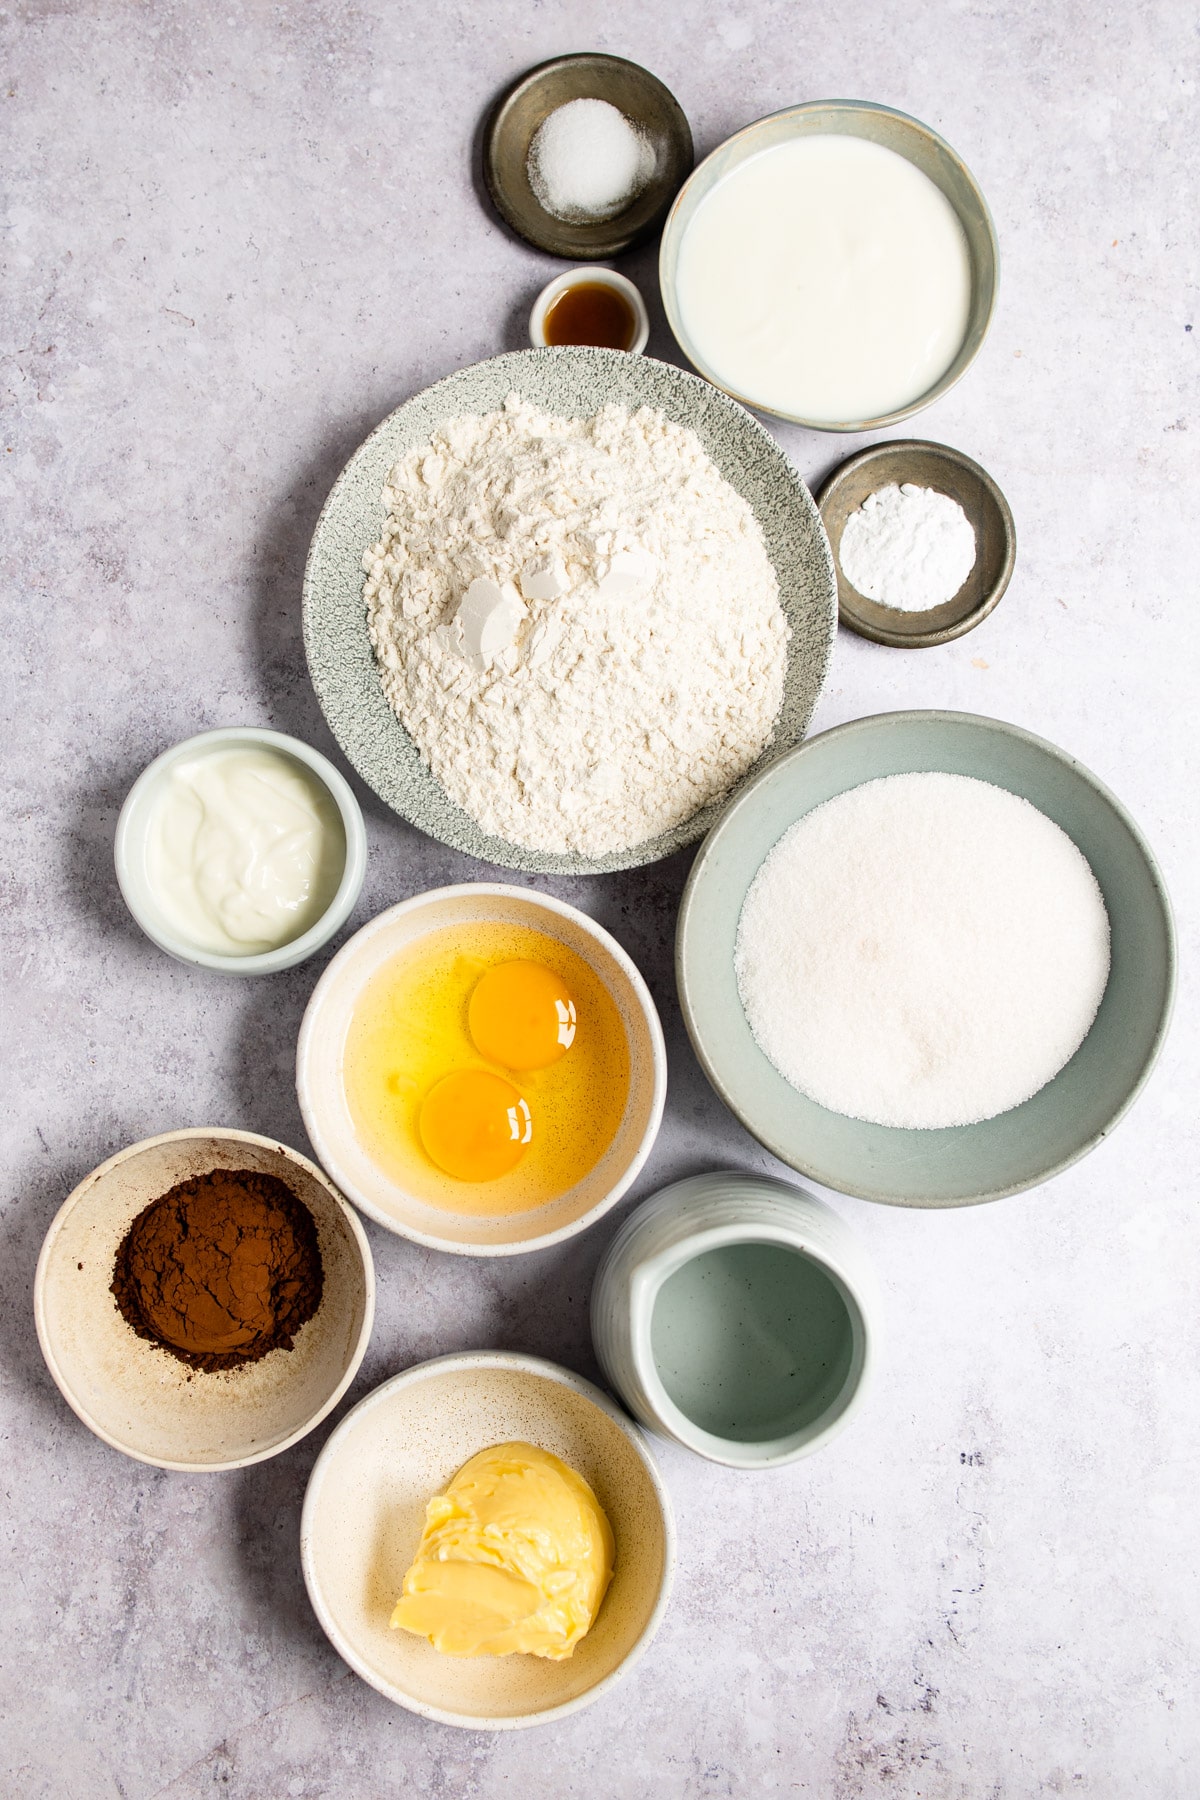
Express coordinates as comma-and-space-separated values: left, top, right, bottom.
302, 347, 836, 874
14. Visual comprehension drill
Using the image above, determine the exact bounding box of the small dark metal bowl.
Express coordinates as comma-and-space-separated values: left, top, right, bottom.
483, 53, 693, 259
817, 440, 1016, 648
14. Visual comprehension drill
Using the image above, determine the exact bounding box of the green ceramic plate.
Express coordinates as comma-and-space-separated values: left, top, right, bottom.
302, 347, 836, 875
677, 712, 1175, 1206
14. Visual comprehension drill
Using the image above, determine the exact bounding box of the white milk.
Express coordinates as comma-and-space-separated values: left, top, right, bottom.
675, 134, 972, 424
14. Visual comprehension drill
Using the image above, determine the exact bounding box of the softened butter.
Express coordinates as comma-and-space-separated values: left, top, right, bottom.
391, 1442, 615, 1659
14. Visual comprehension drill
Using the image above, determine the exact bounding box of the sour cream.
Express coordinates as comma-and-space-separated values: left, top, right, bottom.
674, 133, 972, 425
144, 746, 345, 955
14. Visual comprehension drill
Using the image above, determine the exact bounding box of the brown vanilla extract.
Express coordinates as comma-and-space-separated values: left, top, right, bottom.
543, 281, 638, 350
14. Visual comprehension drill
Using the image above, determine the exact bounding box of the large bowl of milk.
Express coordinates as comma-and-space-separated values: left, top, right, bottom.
660, 100, 998, 432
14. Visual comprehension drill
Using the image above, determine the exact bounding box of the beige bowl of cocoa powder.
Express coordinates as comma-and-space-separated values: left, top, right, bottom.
34, 1128, 375, 1471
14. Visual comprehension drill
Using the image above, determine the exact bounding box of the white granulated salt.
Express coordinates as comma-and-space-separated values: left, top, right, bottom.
839, 483, 976, 611
364, 395, 789, 857
735, 772, 1110, 1129
528, 98, 655, 222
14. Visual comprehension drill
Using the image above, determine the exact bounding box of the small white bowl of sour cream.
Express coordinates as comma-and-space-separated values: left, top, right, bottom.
115, 726, 367, 975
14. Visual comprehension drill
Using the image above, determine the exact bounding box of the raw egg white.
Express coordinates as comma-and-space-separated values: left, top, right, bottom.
342, 921, 629, 1219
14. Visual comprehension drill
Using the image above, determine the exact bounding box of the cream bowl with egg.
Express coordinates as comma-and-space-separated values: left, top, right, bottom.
296, 885, 667, 1255
301, 1351, 675, 1728
115, 726, 367, 975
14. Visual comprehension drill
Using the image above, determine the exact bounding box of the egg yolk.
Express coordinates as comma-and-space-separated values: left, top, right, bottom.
418, 1069, 533, 1181
468, 961, 578, 1072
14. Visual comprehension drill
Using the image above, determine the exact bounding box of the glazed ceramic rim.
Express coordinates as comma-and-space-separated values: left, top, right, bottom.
676, 710, 1178, 1205
625, 1202, 876, 1470
483, 52, 694, 259
816, 439, 1017, 648
659, 98, 1000, 432
296, 884, 668, 1256
33, 1127, 377, 1472
299, 1350, 677, 1730
528, 267, 650, 353
114, 726, 368, 975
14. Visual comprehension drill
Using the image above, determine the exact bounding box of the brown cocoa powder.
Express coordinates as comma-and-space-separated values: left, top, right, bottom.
111, 1167, 324, 1372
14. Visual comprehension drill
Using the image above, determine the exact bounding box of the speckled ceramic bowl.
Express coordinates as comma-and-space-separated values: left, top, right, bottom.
34, 1129, 375, 1471
296, 885, 666, 1255
591, 1172, 880, 1470
302, 346, 836, 874
300, 1351, 675, 1729
677, 712, 1176, 1206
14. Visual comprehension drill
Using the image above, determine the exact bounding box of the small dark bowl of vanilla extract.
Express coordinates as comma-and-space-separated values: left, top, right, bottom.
531, 270, 649, 353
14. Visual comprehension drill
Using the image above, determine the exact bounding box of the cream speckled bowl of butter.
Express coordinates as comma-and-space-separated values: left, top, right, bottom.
300, 1352, 675, 1729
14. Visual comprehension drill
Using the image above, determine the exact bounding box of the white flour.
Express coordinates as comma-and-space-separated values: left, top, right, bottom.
364, 395, 789, 856
839, 482, 976, 612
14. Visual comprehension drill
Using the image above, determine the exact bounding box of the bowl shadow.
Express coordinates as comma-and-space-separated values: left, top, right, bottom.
62, 761, 163, 949
470, 71, 547, 256
229, 959, 325, 1154
249, 406, 386, 757
231, 1422, 341, 1661
1, 1145, 119, 1419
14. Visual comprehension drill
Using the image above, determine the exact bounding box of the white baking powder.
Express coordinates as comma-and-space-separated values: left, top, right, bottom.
839, 483, 976, 612
735, 773, 1110, 1129
364, 395, 789, 856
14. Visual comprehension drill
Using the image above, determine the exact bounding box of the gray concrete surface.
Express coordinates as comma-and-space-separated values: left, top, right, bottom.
2, 2, 1197, 1795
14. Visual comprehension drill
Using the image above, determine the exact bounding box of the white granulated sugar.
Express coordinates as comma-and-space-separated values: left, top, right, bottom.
364, 395, 789, 856
528, 98, 655, 222
839, 482, 976, 611
735, 773, 1110, 1129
